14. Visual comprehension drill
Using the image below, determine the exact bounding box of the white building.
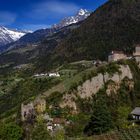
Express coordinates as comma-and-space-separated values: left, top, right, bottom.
34, 72, 60, 78
34, 73, 48, 77
48, 72, 60, 77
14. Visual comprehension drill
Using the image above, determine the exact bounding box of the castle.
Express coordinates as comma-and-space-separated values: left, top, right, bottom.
108, 51, 127, 62
21, 98, 46, 122
108, 44, 140, 62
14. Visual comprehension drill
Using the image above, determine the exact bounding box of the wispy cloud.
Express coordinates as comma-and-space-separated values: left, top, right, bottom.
27, 1, 80, 20
0, 11, 17, 25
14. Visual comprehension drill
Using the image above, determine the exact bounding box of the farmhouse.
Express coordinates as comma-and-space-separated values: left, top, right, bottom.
34, 72, 60, 78
45, 118, 66, 132
48, 72, 60, 77
34, 73, 48, 77
131, 107, 140, 120
108, 51, 127, 62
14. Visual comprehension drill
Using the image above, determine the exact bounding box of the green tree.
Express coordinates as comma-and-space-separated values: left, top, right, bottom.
53, 129, 65, 140
65, 114, 90, 137
31, 123, 51, 140
116, 106, 131, 129
0, 123, 23, 140
84, 91, 114, 135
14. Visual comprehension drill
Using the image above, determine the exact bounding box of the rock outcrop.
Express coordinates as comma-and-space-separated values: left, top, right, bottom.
60, 65, 133, 111
77, 65, 132, 98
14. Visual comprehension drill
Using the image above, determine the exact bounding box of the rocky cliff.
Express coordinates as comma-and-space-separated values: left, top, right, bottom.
78, 65, 133, 98
60, 65, 134, 111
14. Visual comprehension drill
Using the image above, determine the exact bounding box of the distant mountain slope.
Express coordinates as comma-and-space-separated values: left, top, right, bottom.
0, 26, 26, 48
0, 23, 81, 68
2, 9, 90, 52
4, 28, 57, 51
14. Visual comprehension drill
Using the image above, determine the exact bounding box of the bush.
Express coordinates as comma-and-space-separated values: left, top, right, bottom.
0, 123, 23, 140
31, 123, 51, 140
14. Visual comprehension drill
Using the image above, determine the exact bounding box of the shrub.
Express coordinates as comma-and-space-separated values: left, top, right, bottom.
0, 123, 23, 140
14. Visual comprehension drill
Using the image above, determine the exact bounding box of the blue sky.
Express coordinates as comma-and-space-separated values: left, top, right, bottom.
0, 0, 107, 31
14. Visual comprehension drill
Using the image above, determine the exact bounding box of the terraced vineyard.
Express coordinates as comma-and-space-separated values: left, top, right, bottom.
92, 127, 140, 140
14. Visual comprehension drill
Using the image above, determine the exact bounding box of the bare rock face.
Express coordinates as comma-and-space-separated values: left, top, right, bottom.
104, 65, 133, 83
59, 65, 134, 112
77, 65, 133, 99
78, 73, 104, 98
60, 93, 77, 114
106, 82, 120, 96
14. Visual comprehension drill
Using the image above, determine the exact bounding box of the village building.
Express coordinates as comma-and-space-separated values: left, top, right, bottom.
21, 103, 35, 121
131, 107, 140, 121
108, 51, 127, 62
34, 72, 60, 78
34, 73, 48, 77
48, 72, 60, 77
133, 44, 140, 62
34, 98, 46, 114
45, 118, 66, 132
53, 118, 66, 127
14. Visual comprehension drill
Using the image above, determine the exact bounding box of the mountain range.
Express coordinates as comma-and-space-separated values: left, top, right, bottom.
0, 9, 90, 52
0, 0, 139, 73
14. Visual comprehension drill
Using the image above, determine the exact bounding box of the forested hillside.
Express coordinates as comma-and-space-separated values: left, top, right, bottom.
57, 0, 140, 59
37, 0, 140, 71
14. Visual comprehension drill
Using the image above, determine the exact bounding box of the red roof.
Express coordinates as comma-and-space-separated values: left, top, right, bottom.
53, 118, 66, 124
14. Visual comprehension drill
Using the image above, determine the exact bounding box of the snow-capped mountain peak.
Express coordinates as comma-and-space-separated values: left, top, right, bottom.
0, 26, 27, 47
52, 9, 90, 29
77, 9, 88, 16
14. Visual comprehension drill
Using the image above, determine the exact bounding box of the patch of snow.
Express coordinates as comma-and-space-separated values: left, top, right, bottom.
0, 26, 27, 46
52, 9, 90, 29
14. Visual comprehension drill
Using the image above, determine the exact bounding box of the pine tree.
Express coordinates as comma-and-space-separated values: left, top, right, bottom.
84, 91, 114, 135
